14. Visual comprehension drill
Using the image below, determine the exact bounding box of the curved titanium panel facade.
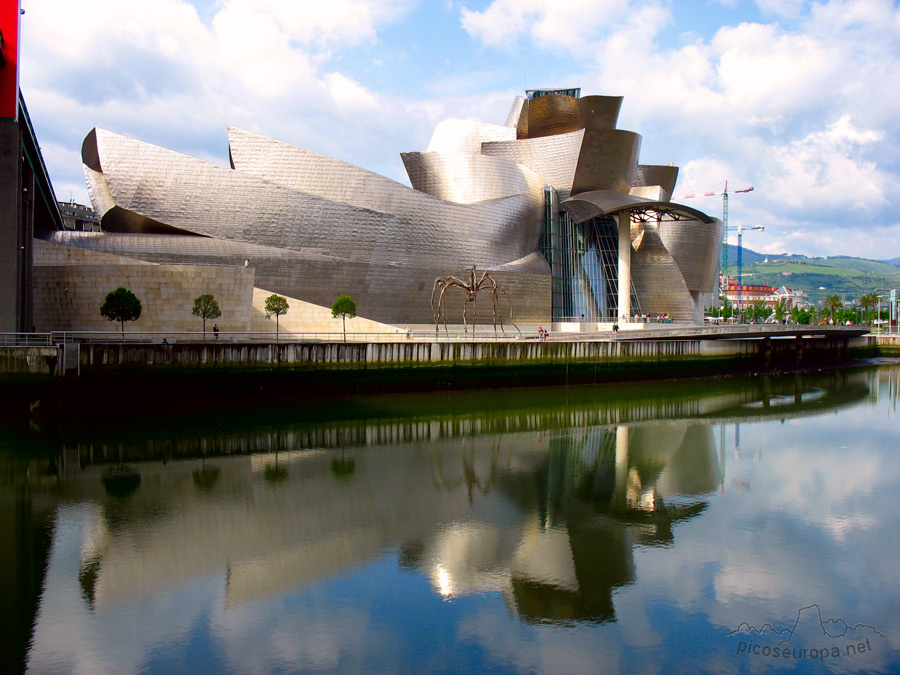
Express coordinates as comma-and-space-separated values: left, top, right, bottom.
83, 165, 116, 219
523, 94, 582, 139
516, 99, 530, 139
83, 128, 547, 324
657, 217, 724, 293
81, 129, 102, 172
630, 221, 697, 322
504, 96, 526, 129
571, 129, 641, 195
73, 88, 720, 327
227, 126, 412, 213
633, 165, 678, 198
482, 130, 585, 198
578, 96, 622, 130
400, 151, 544, 204
425, 119, 516, 155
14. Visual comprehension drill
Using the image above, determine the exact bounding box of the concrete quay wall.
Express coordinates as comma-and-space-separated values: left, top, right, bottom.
0, 335, 878, 421
0, 346, 59, 376
875, 335, 900, 354
77, 334, 870, 373
0, 335, 878, 384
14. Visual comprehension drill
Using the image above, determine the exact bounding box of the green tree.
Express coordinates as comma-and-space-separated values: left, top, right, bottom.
791, 306, 812, 325
858, 292, 879, 325
707, 298, 732, 320
100, 287, 142, 338
720, 298, 733, 319
823, 294, 843, 322
331, 295, 357, 342
192, 294, 222, 336
264, 294, 290, 339
748, 300, 770, 323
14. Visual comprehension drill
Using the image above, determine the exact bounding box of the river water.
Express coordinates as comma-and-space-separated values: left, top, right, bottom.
2, 364, 899, 674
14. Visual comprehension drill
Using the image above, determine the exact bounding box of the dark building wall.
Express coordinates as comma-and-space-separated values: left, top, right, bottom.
0, 119, 32, 332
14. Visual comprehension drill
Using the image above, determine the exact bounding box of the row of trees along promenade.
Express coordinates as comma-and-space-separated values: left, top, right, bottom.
708, 291, 887, 326
98, 288, 358, 340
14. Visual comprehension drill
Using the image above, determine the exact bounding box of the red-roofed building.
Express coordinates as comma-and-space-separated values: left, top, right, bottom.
723, 279, 800, 310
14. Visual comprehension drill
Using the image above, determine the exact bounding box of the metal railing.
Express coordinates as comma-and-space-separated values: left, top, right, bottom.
39, 329, 543, 345
8, 321, 884, 349
0, 333, 54, 347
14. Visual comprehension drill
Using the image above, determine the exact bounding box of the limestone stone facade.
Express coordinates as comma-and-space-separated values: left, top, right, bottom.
32, 240, 399, 335
34, 241, 255, 333
249, 288, 397, 335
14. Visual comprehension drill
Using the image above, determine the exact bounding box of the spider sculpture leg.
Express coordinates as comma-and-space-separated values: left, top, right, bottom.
475, 273, 500, 333
431, 278, 445, 332
437, 283, 455, 335
491, 287, 501, 333
438, 278, 468, 334
497, 285, 521, 335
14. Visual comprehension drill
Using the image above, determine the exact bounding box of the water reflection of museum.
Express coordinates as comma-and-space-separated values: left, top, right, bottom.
7, 368, 880, 653
27, 421, 720, 628
403, 422, 718, 624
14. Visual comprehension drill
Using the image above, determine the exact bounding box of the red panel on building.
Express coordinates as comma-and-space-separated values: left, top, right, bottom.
0, 0, 20, 120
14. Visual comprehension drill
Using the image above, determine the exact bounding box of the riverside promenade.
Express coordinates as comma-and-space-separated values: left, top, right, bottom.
0, 324, 882, 418
0, 324, 874, 377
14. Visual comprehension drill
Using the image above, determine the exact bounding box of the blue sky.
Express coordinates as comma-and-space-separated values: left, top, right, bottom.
18, 0, 900, 259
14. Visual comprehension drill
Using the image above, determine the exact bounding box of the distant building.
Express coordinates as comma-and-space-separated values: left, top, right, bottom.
58, 200, 100, 231
723, 279, 799, 310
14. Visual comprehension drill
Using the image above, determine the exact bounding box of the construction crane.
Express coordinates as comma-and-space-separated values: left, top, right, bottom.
682, 181, 754, 299
731, 223, 765, 314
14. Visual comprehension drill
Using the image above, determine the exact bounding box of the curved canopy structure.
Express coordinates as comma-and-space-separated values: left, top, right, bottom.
561, 190, 715, 224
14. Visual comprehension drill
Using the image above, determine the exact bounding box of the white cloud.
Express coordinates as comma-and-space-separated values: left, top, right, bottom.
761, 115, 888, 212
712, 23, 842, 126
16, 0, 900, 258
325, 72, 380, 111
218, 0, 415, 47
19, 0, 427, 202
461, 0, 632, 51
755, 0, 806, 19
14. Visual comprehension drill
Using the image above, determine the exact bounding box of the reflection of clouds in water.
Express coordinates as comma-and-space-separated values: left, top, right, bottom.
626, 399, 900, 670
17, 369, 900, 673
609, 591, 663, 649
28, 504, 221, 674
213, 599, 394, 673
731, 413, 897, 544
458, 607, 623, 675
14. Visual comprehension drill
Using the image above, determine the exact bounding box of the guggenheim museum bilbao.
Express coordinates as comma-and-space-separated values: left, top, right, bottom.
43, 88, 722, 328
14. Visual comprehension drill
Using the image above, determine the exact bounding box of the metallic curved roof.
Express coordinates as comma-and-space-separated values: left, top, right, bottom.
560, 190, 715, 224
73, 88, 725, 325
577, 95, 622, 130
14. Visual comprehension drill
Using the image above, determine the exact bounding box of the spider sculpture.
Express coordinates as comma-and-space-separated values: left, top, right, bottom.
431, 266, 519, 334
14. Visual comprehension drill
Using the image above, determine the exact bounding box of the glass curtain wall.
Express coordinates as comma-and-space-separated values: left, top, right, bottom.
541, 188, 640, 322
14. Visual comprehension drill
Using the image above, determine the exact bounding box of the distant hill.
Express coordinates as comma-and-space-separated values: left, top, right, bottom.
720, 246, 900, 305
721, 244, 807, 267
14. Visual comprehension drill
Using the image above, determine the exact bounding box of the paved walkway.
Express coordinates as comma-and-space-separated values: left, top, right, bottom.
560, 324, 870, 342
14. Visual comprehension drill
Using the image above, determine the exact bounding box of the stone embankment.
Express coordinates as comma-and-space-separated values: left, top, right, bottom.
2, 329, 876, 381
875, 334, 900, 355
0, 328, 882, 418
